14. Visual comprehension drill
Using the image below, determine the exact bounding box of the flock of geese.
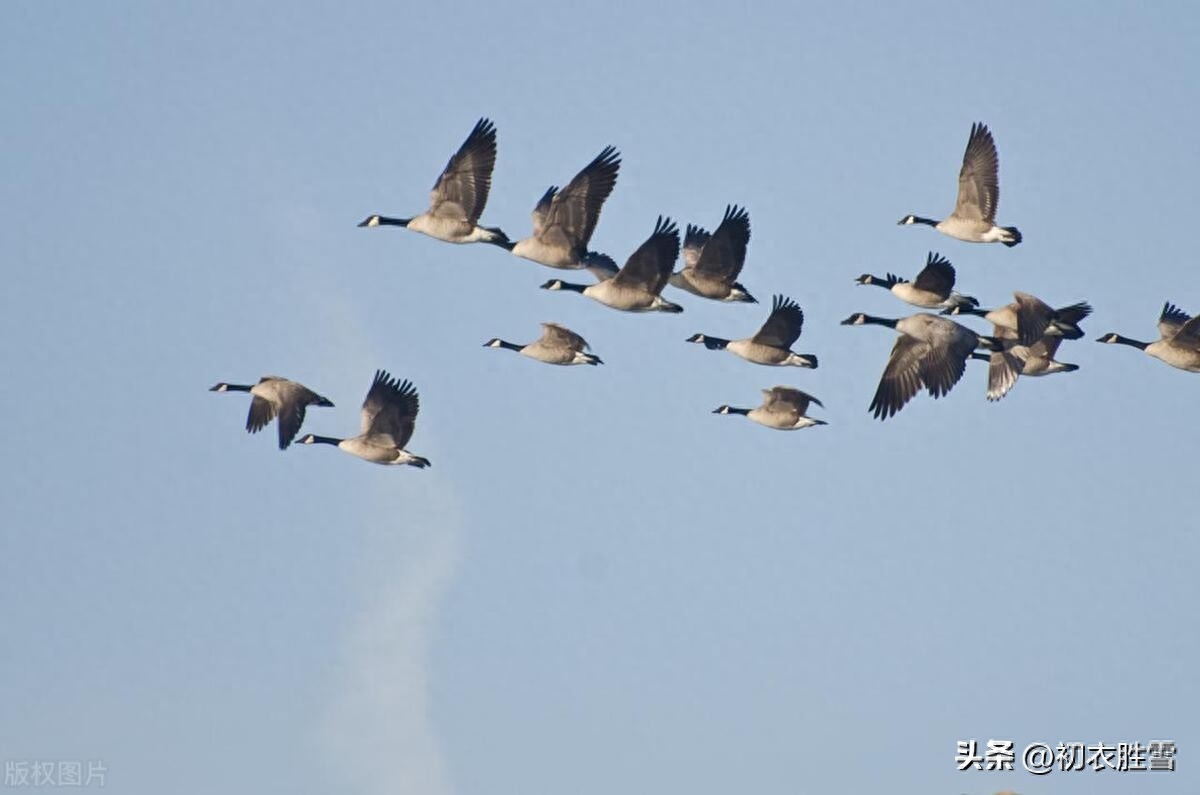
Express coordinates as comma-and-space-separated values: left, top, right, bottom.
211, 118, 1200, 465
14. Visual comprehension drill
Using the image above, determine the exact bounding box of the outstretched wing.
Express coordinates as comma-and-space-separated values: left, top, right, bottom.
531, 185, 558, 237
1158, 302, 1193, 339
681, 224, 710, 269
986, 350, 1022, 402
612, 216, 680, 294
246, 396, 277, 435
870, 336, 929, 420
276, 403, 308, 450
952, 122, 1000, 224
911, 252, 956, 298
750, 295, 804, 348
693, 205, 750, 281
1013, 291, 1054, 346
917, 326, 973, 400
428, 117, 498, 225
360, 369, 420, 449
540, 146, 621, 252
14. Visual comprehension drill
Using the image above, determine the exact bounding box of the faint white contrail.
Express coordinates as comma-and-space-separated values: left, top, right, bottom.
322, 481, 462, 795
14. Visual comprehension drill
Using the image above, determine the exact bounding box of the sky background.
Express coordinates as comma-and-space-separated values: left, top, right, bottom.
2, 2, 1197, 794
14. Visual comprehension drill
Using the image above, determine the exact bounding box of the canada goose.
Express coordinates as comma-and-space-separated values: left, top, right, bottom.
540, 216, 682, 312
1097, 302, 1200, 372
945, 292, 1091, 346
713, 386, 827, 430
855, 252, 978, 310
979, 328, 1081, 401
511, 146, 621, 279
668, 205, 757, 303
358, 118, 511, 248
209, 376, 333, 450
686, 294, 816, 367
841, 312, 1007, 419
898, 122, 1022, 246
484, 322, 603, 366
297, 370, 430, 467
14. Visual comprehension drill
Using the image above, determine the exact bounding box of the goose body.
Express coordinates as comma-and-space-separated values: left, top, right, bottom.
686, 295, 816, 367
511, 146, 620, 278
947, 292, 1091, 346
485, 322, 603, 366
298, 370, 430, 467
980, 328, 1081, 401
668, 206, 757, 303
951, 295, 1090, 400
714, 386, 827, 430
898, 122, 1022, 246
855, 252, 977, 310
210, 376, 333, 449
1097, 302, 1200, 372
841, 312, 1006, 419
540, 216, 682, 312
358, 118, 511, 248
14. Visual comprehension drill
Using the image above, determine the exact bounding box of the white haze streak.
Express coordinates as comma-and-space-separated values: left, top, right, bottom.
320, 472, 461, 795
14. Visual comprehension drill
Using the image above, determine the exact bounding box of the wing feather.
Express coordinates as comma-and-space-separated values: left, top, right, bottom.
910, 252, 956, 298
693, 204, 750, 280
750, 295, 804, 348
428, 118, 498, 225
611, 216, 680, 294
952, 122, 1000, 224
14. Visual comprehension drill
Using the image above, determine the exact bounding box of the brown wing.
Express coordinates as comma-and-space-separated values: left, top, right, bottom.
1174, 314, 1200, 344
986, 350, 1022, 401
541, 146, 620, 252
428, 118, 498, 225
612, 216, 680, 294
276, 403, 308, 450
911, 252, 956, 298
539, 322, 589, 351
870, 336, 929, 420
1158, 302, 1193, 339
763, 386, 823, 414
246, 396, 276, 435
681, 224, 711, 269
360, 370, 419, 448
952, 122, 1000, 224
693, 205, 750, 280
918, 326, 973, 399
530, 185, 558, 237
750, 295, 804, 348
1013, 292, 1053, 346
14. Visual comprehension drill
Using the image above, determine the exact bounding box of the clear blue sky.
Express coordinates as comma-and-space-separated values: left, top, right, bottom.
2, 3, 1197, 794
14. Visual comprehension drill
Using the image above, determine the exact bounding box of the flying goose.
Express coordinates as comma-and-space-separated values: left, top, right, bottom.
855, 252, 978, 310
686, 294, 816, 367
898, 122, 1022, 246
540, 216, 682, 312
945, 292, 1091, 346
484, 322, 603, 366
298, 370, 430, 467
978, 329, 1081, 401
1097, 302, 1200, 372
713, 386, 827, 430
841, 312, 1007, 419
210, 376, 333, 450
668, 205, 757, 303
511, 146, 621, 280
358, 118, 511, 248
